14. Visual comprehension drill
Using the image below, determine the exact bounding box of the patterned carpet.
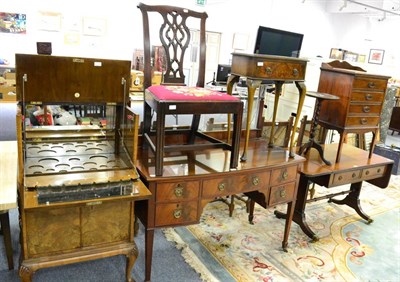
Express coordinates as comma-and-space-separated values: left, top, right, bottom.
165, 175, 400, 281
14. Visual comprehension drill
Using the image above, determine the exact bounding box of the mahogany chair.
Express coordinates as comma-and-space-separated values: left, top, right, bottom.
137, 3, 243, 176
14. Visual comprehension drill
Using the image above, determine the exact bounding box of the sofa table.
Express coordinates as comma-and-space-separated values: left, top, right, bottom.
135, 139, 305, 281
275, 143, 393, 241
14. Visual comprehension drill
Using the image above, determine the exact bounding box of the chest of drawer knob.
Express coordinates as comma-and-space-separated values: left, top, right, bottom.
265, 67, 272, 75
218, 183, 225, 191
174, 185, 184, 197
360, 118, 368, 125
173, 209, 182, 219
280, 190, 286, 198
363, 106, 371, 113
293, 68, 299, 76
368, 82, 376, 88
365, 94, 373, 100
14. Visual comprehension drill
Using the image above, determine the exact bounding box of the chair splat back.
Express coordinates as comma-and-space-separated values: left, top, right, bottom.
138, 3, 207, 88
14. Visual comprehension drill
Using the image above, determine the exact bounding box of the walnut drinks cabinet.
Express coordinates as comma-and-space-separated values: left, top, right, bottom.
15, 54, 151, 282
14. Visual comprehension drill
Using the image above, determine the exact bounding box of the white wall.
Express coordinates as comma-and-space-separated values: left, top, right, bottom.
1, 0, 398, 80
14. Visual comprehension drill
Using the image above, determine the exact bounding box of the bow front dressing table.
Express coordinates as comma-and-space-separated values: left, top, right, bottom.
227, 53, 308, 161
135, 140, 305, 281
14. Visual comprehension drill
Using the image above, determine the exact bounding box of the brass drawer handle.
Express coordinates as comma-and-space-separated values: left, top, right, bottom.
265, 67, 272, 75
377, 168, 381, 173
280, 190, 286, 198
173, 209, 182, 219
292, 68, 299, 76
352, 173, 357, 178
368, 82, 376, 88
338, 176, 343, 181
360, 118, 368, 125
174, 185, 184, 197
281, 170, 288, 180
218, 183, 225, 191
363, 106, 370, 113
252, 176, 260, 186
365, 94, 373, 100
365, 170, 370, 175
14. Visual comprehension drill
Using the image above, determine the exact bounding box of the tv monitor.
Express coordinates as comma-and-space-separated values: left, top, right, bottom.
254, 26, 303, 58
215, 64, 231, 85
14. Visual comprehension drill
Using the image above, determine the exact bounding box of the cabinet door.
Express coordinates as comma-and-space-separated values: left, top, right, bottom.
25, 207, 81, 257
81, 201, 133, 246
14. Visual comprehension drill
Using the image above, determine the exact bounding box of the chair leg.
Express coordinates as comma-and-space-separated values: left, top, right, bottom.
189, 114, 201, 144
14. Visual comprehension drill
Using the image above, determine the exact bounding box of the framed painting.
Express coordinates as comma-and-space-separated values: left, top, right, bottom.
368, 49, 385, 65
329, 48, 344, 60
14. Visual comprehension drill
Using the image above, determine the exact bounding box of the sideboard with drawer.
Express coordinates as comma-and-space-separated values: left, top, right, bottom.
317, 60, 391, 163
135, 140, 305, 281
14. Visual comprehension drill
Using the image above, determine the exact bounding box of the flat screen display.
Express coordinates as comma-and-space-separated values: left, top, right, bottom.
216, 64, 231, 84
254, 26, 303, 58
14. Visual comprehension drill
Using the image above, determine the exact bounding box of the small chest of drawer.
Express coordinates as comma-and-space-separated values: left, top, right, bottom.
156, 181, 200, 202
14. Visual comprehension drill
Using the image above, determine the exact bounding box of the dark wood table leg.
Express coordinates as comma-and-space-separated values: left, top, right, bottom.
329, 181, 373, 223
275, 175, 320, 241
0, 210, 14, 270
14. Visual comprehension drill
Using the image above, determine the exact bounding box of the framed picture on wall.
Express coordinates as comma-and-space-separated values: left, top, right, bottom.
368, 49, 385, 65
343, 51, 358, 62
329, 48, 344, 60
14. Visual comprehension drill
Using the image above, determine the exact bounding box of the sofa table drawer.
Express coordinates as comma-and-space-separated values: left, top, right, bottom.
268, 181, 296, 206
155, 201, 198, 226
362, 165, 386, 179
156, 181, 200, 202
332, 170, 362, 186
270, 165, 298, 186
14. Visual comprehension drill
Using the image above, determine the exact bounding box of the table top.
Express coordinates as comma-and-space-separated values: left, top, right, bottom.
0, 140, 17, 210
136, 139, 305, 180
301, 143, 394, 177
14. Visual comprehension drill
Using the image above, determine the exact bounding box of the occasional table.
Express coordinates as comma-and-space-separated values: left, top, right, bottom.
227, 53, 308, 161
298, 91, 339, 165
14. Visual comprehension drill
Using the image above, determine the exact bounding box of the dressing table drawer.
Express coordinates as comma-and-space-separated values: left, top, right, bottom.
270, 165, 298, 186
332, 170, 362, 186
156, 181, 200, 202
268, 181, 296, 206
155, 201, 198, 226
